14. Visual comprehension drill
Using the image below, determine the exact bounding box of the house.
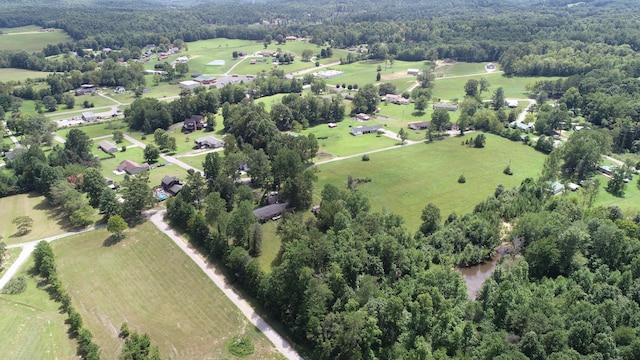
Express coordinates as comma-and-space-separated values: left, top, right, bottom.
253, 202, 290, 222
408, 121, 431, 130
342, 93, 354, 100
407, 68, 420, 75
195, 135, 224, 149
546, 181, 565, 195
250, 59, 257, 65
355, 113, 371, 121
102, 48, 112, 53
509, 121, 535, 132
115, 86, 126, 94
160, 175, 184, 196
98, 140, 118, 154
193, 75, 215, 85
567, 183, 580, 191
350, 125, 383, 136
328, 123, 338, 128
384, 94, 410, 105
285, 36, 298, 41
191, 72, 202, 78
507, 100, 519, 108
175, 56, 189, 63
179, 80, 201, 90
75, 84, 96, 96
433, 104, 458, 111
597, 165, 615, 177
117, 160, 150, 175
82, 111, 97, 122
182, 115, 204, 132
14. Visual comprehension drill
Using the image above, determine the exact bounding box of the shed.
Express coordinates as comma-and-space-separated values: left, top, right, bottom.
82, 111, 97, 122
350, 125, 383, 136
407, 69, 420, 75
355, 113, 371, 121
179, 80, 201, 90
433, 104, 458, 111
98, 140, 118, 154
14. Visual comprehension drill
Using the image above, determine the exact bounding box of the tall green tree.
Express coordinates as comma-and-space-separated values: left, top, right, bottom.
121, 172, 153, 219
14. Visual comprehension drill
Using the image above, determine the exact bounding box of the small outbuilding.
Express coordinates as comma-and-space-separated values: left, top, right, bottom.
350, 125, 383, 136
253, 202, 290, 222
433, 104, 458, 111
98, 140, 118, 154
355, 113, 371, 121
179, 80, 201, 90
82, 111, 97, 122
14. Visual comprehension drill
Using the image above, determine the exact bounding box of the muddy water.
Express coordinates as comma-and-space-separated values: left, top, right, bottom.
457, 256, 499, 301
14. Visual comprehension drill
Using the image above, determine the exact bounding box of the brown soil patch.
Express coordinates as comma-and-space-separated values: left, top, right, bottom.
434, 59, 456, 69
189, 55, 202, 60
381, 71, 412, 81
316, 151, 333, 159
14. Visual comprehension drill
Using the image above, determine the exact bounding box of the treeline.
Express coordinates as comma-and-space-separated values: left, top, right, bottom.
32, 241, 101, 359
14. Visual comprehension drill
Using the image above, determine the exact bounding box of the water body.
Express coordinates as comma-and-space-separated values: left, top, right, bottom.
457, 245, 509, 300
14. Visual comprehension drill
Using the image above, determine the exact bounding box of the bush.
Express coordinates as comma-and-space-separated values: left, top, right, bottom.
458, 174, 466, 183
121, 145, 127, 152
141, 135, 147, 140
227, 335, 255, 357
503, 166, 513, 175
362, 154, 370, 161
2, 276, 27, 294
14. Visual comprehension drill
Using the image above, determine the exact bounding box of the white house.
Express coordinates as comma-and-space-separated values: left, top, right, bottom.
179, 80, 201, 90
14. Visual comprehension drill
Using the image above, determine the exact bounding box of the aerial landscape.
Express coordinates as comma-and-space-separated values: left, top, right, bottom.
1, 0, 640, 359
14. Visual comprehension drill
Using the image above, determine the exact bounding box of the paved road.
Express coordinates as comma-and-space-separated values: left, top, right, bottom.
0, 225, 105, 289
148, 210, 303, 360
2, 121, 21, 146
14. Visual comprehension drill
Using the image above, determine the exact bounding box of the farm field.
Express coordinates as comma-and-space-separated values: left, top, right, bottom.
0, 26, 71, 52
0, 68, 52, 83
0, 259, 78, 359
328, 60, 423, 93
314, 133, 547, 230
52, 222, 280, 359
19, 94, 117, 116
299, 118, 398, 161
433, 72, 559, 101
0, 193, 77, 245
433, 61, 490, 78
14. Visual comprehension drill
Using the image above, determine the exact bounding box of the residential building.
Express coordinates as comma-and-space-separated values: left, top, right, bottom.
350, 125, 383, 136
160, 176, 184, 196
253, 202, 290, 222
182, 115, 204, 133
98, 140, 118, 154
195, 135, 224, 149
117, 160, 150, 175
433, 104, 458, 111
408, 121, 430, 130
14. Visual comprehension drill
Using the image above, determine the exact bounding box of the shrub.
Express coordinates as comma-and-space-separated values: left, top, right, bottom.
141, 135, 147, 140
227, 335, 254, 357
2, 276, 27, 294
362, 154, 370, 161
458, 174, 466, 183
120, 322, 131, 339
121, 145, 127, 152
503, 166, 513, 175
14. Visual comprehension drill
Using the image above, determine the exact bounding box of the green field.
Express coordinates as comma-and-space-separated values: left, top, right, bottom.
565, 174, 640, 216
0, 259, 78, 359
0, 68, 52, 83
0, 26, 72, 52
56, 119, 129, 139
52, 222, 279, 359
433, 62, 490, 78
0, 193, 74, 245
299, 118, 398, 161
256, 221, 281, 272
19, 94, 117, 116
328, 60, 424, 93
432, 72, 558, 101
314, 133, 547, 230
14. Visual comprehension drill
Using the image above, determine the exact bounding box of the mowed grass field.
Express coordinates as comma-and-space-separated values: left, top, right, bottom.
52, 223, 280, 359
0, 259, 78, 359
0, 193, 73, 245
0, 26, 72, 52
314, 133, 547, 230
566, 174, 640, 216
0, 68, 52, 83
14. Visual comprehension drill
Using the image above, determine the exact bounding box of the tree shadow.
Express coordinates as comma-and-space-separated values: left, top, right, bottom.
412, 111, 425, 117
102, 234, 123, 247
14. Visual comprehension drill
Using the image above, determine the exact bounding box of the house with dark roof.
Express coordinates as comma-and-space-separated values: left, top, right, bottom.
75, 84, 96, 96
195, 135, 224, 149
160, 175, 184, 196
355, 113, 371, 121
433, 104, 458, 111
98, 140, 118, 154
350, 125, 383, 136
117, 160, 150, 175
253, 202, 290, 222
182, 115, 204, 133
408, 121, 431, 130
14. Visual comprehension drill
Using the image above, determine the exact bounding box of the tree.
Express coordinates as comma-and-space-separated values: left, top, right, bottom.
351, 84, 379, 115
203, 152, 222, 188
42, 95, 57, 112
69, 205, 95, 227
82, 167, 106, 207
107, 215, 127, 240
464, 79, 479, 97
143, 144, 160, 163
121, 172, 153, 219
205, 113, 216, 132
120, 331, 160, 360
113, 130, 124, 143
479, 78, 491, 94
301, 49, 314, 62
99, 187, 121, 217
398, 128, 408, 145
414, 96, 428, 112
562, 130, 611, 180
250, 223, 263, 256
62, 93, 75, 109
310, 78, 326, 95
431, 109, 451, 134
182, 169, 205, 208
474, 133, 486, 148
63, 128, 94, 166
175, 62, 189, 76
282, 170, 315, 210
492, 87, 505, 110
606, 167, 628, 197
228, 200, 257, 248
232, 51, 239, 59
376, 72, 381, 81
12, 215, 33, 235
205, 192, 226, 225
378, 82, 396, 96
419, 203, 441, 236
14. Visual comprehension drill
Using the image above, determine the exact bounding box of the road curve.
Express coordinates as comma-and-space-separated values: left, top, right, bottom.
148, 210, 303, 360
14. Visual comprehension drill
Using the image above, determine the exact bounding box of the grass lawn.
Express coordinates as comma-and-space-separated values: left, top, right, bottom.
328, 60, 426, 93
433, 62, 490, 78
174, 152, 212, 171
433, 72, 559, 101
147, 163, 189, 186
0, 259, 78, 359
299, 119, 398, 160
52, 222, 280, 359
142, 79, 182, 98
565, 174, 640, 216
56, 119, 129, 140
0, 68, 52, 83
20, 94, 117, 116
0, 27, 71, 52
99, 146, 145, 176
314, 133, 547, 230
0, 193, 75, 245
255, 221, 281, 273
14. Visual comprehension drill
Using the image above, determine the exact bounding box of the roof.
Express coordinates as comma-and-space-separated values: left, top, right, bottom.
179, 80, 200, 87
184, 115, 204, 124
98, 140, 118, 153
82, 111, 95, 118
195, 135, 224, 147
117, 160, 149, 174
194, 75, 215, 82
161, 175, 179, 186
253, 203, 289, 220
168, 184, 184, 194
350, 125, 383, 135
433, 104, 458, 111
408, 121, 430, 129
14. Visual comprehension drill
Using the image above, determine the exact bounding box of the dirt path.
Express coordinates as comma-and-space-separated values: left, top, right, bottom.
224, 56, 249, 76
148, 210, 303, 360
287, 61, 341, 77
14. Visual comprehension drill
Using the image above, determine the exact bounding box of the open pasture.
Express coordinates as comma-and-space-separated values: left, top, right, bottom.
52, 222, 279, 359
0, 26, 72, 52
314, 133, 546, 230
0, 68, 52, 83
